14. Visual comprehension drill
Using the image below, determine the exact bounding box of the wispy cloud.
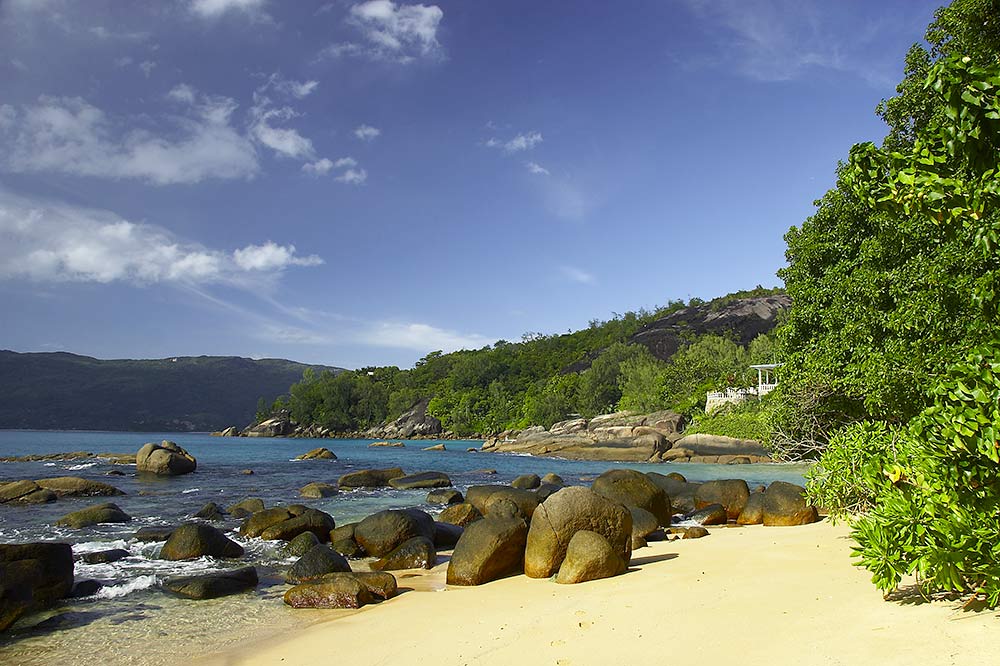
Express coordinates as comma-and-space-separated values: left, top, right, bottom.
0, 191, 322, 286
302, 156, 366, 183
680, 0, 895, 86
365, 322, 492, 352
189, 0, 269, 20
526, 161, 549, 176
318, 0, 444, 64
559, 265, 595, 285
485, 131, 543, 154
354, 124, 381, 141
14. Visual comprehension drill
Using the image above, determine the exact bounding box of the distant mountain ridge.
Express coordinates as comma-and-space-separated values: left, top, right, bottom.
0, 351, 342, 432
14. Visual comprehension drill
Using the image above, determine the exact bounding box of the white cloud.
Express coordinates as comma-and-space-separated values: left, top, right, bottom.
302, 158, 334, 176
333, 157, 357, 168
256, 73, 319, 99
320, 0, 444, 64
526, 161, 549, 176
0, 191, 322, 286
486, 131, 543, 154
139, 60, 156, 78
559, 265, 595, 285
190, 0, 268, 19
167, 83, 197, 104
249, 106, 315, 159
0, 96, 260, 185
366, 322, 491, 353
354, 124, 381, 141
336, 167, 367, 185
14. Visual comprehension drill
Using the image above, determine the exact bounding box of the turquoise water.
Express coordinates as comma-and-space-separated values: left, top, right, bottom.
0, 430, 810, 665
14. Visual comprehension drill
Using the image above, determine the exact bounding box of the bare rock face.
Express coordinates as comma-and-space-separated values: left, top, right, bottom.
364, 398, 442, 439
243, 415, 295, 438
136, 440, 196, 476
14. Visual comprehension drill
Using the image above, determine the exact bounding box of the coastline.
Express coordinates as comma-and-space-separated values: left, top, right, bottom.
206, 521, 999, 666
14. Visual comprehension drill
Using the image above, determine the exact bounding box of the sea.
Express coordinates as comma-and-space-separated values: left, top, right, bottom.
0, 430, 810, 665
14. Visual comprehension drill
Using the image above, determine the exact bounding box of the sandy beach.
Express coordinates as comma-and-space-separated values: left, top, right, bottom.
205, 520, 999, 666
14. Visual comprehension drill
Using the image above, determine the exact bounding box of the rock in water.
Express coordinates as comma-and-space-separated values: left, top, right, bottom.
295, 448, 337, 460
694, 479, 750, 521
34, 476, 124, 497
388, 471, 452, 490
370, 536, 437, 571
55, 503, 131, 528
259, 508, 336, 542
164, 567, 258, 599
0, 542, 74, 632
300, 482, 338, 498
159, 523, 244, 560
284, 531, 321, 557
540, 473, 564, 486
427, 488, 463, 505
591, 469, 671, 526
762, 482, 819, 526
194, 502, 226, 521
133, 526, 176, 542
227, 497, 265, 517
447, 517, 528, 586
354, 509, 435, 557
338, 468, 406, 489
80, 548, 129, 564
136, 441, 197, 476
286, 544, 352, 583
524, 487, 632, 579
556, 530, 627, 584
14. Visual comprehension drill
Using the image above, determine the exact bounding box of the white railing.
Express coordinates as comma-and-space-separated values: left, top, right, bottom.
705, 384, 776, 413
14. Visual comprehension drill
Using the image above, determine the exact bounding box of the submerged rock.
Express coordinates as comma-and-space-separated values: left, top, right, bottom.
164, 567, 258, 599
55, 503, 131, 529
36, 476, 125, 497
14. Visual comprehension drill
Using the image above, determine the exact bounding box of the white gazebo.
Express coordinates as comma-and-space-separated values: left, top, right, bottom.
705, 363, 782, 413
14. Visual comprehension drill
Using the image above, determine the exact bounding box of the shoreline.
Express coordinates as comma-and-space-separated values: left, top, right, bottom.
204, 521, 999, 666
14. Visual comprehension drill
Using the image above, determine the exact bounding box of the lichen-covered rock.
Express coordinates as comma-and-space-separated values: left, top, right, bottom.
300, 482, 338, 498
388, 471, 452, 490
762, 482, 819, 526
591, 469, 671, 526
55, 502, 131, 528
284, 531, 321, 557
437, 502, 482, 527
370, 536, 436, 571
164, 567, 258, 599
227, 497, 265, 518
286, 545, 352, 583
337, 467, 405, 489
136, 440, 196, 476
694, 479, 750, 521
447, 517, 528, 586
354, 509, 435, 557
160, 523, 244, 560
0, 480, 44, 503
556, 530, 627, 584
283, 572, 397, 609
295, 447, 337, 460
524, 487, 631, 579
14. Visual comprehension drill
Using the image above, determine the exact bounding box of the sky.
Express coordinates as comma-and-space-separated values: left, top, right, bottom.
0, 0, 944, 369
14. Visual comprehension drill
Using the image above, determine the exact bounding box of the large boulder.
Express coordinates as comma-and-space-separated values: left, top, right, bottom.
465, 486, 539, 520
427, 488, 463, 505
447, 517, 528, 586
286, 545, 352, 583
55, 502, 131, 528
737, 490, 765, 525
437, 503, 482, 527
35, 477, 124, 497
388, 471, 452, 490
227, 497, 265, 518
240, 508, 295, 537
370, 536, 436, 571
283, 572, 397, 609
163, 567, 258, 599
159, 523, 244, 560
194, 502, 226, 521
762, 482, 820, 526
646, 472, 699, 514
524, 487, 632, 579
689, 503, 728, 526
433, 522, 464, 549
354, 509, 435, 557
260, 509, 336, 542
80, 548, 130, 564
136, 441, 196, 476
694, 479, 750, 521
133, 526, 176, 542
629, 507, 659, 539
0, 542, 74, 632
555, 530, 627, 584
295, 447, 337, 460
284, 531, 321, 557
337, 467, 405, 489
300, 482, 338, 498
591, 469, 671, 526
511, 474, 541, 490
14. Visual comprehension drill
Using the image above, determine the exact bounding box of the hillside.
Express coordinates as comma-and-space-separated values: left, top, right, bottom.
0, 351, 342, 432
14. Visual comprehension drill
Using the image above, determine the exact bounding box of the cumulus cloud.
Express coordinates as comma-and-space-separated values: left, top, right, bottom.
302, 158, 334, 176
366, 322, 492, 353
190, 0, 268, 19
559, 265, 595, 284
0, 96, 259, 185
319, 0, 444, 64
526, 161, 549, 176
354, 124, 381, 141
249, 107, 315, 159
303, 156, 368, 183
486, 131, 543, 154
336, 167, 367, 185
167, 83, 197, 104
0, 191, 322, 286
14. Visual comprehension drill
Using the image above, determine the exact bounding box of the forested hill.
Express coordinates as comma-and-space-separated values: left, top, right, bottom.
0, 351, 342, 432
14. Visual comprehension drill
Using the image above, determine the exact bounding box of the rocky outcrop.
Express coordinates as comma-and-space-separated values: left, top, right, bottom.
164, 567, 258, 599
136, 441, 196, 476
295, 447, 337, 460
0, 481, 56, 504
210, 426, 240, 437
35, 476, 125, 497
524, 487, 631, 579
243, 414, 295, 438
446, 517, 529, 586
555, 530, 627, 585
363, 398, 442, 439
0, 542, 75, 632
159, 523, 244, 560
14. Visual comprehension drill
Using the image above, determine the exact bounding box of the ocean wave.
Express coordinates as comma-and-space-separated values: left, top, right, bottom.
65, 462, 98, 470
44, 462, 57, 466
92, 575, 158, 599
74, 539, 129, 553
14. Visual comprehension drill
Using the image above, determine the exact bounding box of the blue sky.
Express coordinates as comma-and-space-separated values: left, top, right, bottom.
0, 0, 942, 369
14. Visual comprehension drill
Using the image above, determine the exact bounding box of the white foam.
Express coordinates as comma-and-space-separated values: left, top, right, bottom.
74, 539, 129, 553
44, 462, 57, 467
92, 575, 158, 599
65, 462, 97, 470
181, 488, 200, 494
